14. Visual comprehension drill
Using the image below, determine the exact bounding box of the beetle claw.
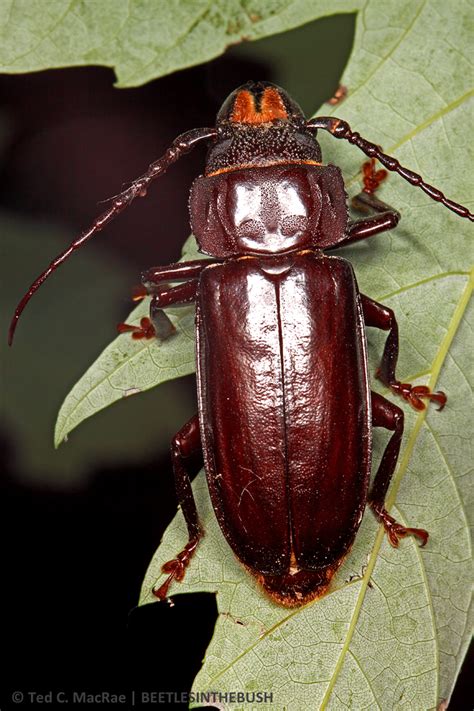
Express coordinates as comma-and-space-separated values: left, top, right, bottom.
378, 509, 429, 548
402, 383, 447, 411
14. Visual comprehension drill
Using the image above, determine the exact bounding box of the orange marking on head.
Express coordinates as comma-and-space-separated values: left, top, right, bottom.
261, 87, 288, 121
231, 87, 288, 124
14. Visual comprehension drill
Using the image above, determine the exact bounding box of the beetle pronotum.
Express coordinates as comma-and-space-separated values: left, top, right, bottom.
9, 82, 472, 606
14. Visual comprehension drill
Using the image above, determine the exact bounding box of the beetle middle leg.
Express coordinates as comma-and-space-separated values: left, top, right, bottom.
117, 259, 213, 341
153, 414, 204, 600
362, 294, 446, 411
118, 281, 198, 340
370, 392, 428, 547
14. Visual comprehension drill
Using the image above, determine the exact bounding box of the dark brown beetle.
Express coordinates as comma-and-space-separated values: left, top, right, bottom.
9, 82, 473, 606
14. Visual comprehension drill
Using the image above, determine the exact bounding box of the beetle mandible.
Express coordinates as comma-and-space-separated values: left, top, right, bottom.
9, 81, 473, 606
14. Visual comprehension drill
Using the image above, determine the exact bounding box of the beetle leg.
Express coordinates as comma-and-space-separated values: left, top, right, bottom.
335, 160, 401, 249
141, 258, 215, 289
117, 280, 199, 341
117, 258, 212, 340
153, 415, 204, 600
369, 392, 429, 547
361, 294, 447, 411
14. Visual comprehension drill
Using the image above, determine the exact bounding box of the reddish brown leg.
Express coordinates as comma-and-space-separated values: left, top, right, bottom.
361, 294, 446, 411
118, 259, 211, 339
370, 392, 428, 547
117, 279, 199, 341
153, 415, 204, 600
141, 259, 213, 289
333, 159, 401, 249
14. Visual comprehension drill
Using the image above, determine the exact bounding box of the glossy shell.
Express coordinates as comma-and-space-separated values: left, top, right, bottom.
196, 251, 371, 605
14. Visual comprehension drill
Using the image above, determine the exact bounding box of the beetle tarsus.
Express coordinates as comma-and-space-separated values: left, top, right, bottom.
379, 375, 447, 412
117, 316, 156, 340
117, 307, 177, 341
376, 508, 429, 548
152, 534, 202, 600
360, 158, 387, 194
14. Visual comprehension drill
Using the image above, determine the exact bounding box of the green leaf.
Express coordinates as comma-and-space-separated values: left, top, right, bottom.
54, 235, 202, 448
0, 0, 355, 87
139, 2, 473, 709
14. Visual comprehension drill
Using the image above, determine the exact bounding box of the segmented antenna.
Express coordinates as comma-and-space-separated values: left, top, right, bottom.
8, 127, 216, 345
307, 117, 473, 222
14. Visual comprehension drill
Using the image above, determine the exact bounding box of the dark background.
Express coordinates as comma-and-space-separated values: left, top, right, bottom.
0, 14, 470, 710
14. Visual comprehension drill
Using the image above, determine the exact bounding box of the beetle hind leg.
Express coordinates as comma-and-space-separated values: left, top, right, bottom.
153, 415, 204, 601
362, 294, 447, 411
369, 392, 429, 547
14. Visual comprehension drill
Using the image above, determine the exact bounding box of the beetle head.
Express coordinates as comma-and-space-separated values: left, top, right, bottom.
191, 83, 348, 258
206, 82, 322, 176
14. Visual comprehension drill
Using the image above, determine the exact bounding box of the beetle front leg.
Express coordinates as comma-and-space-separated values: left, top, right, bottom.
361, 294, 447, 411
370, 392, 429, 547
117, 280, 199, 341
153, 414, 204, 600
118, 259, 213, 340
334, 159, 401, 249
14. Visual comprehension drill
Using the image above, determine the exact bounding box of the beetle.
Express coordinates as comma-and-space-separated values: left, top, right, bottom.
9, 81, 473, 607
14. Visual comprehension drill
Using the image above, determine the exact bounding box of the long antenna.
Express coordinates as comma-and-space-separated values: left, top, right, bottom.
8, 127, 216, 345
307, 117, 473, 222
